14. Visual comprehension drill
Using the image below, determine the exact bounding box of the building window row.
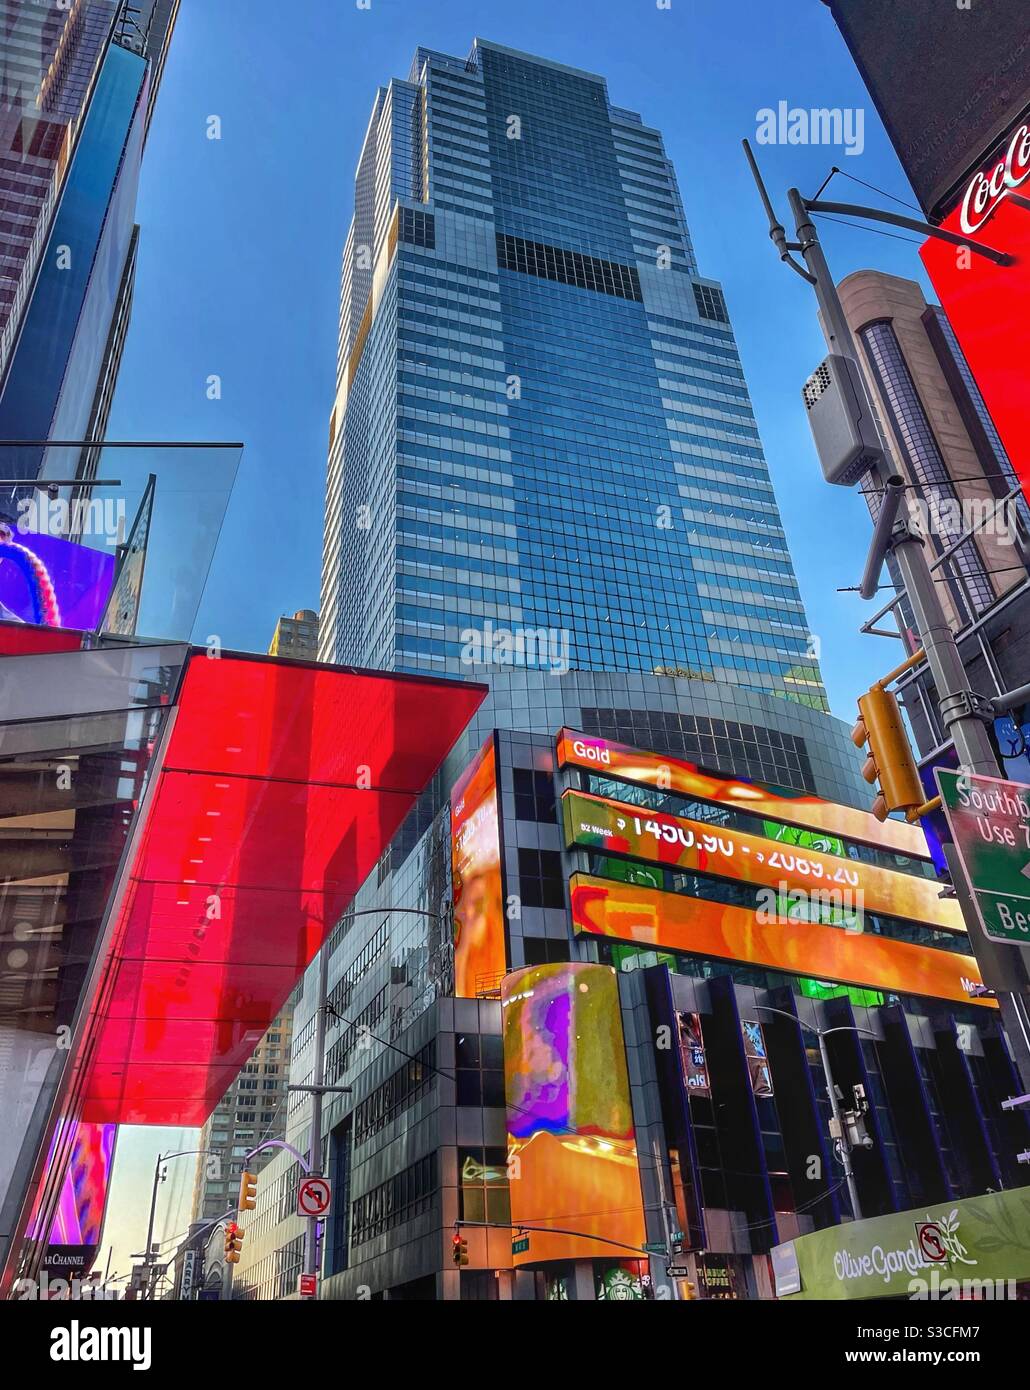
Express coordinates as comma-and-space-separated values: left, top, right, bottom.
353, 1041, 437, 1144
399, 207, 436, 248
350, 1153, 438, 1246
495, 231, 642, 301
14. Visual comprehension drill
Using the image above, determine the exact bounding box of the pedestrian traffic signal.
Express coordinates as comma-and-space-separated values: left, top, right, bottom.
224, 1221, 244, 1264
682, 1279, 697, 1300
239, 1169, 258, 1211
851, 683, 924, 822
451, 1232, 469, 1266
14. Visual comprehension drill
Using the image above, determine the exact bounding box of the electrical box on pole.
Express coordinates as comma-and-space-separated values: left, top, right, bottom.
802, 354, 885, 485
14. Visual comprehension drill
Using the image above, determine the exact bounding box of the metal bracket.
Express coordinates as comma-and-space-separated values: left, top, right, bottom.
939, 689, 996, 725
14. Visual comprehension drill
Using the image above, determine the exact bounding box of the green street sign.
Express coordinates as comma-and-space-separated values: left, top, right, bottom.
642, 1241, 667, 1255
936, 769, 1030, 946
512, 1235, 529, 1255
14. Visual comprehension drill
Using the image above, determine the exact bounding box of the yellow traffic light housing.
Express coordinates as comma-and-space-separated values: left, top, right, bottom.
851, 682, 924, 822
239, 1169, 258, 1211
451, 1232, 469, 1266
224, 1221, 244, 1264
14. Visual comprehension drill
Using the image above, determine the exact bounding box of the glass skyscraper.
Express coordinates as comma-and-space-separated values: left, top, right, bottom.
0, 0, 179, 486
320, 39, 825, 709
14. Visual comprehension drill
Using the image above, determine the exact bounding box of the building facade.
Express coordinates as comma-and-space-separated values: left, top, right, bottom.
838, 271, 1030, 768
268, 608, 319, 660
319, 38, 825, 710
189, 1002, 295, 1230
0, 0, 179, 487
233, 670, 1028, 1301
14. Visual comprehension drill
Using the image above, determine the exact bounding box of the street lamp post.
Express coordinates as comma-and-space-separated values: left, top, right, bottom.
292, 906, 442, 1299
141, 1148, 212, 1300
754, 1005, 879, 1222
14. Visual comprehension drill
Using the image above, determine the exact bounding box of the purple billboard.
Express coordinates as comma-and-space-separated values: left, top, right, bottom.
0, 524, 115, 631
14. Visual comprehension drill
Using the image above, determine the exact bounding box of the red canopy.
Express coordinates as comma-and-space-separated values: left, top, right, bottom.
81, 652, 485, 1124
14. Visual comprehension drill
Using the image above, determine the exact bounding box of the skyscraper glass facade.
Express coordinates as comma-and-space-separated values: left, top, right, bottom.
320, 39, 826, 710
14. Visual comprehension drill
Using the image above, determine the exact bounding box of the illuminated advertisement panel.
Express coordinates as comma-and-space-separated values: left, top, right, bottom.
920, 120, 1030, 498
26, 1121, 117, 1276
741, 1020, 773, 1097
0, 526, 115, 630
556, 729, 928, 857
49, 1122, 116, 1247
676, 1011, 710, 1096
502, 961, 646, 1265
569, 874, 992, 1009
561, 788, 965, 933
451, 735, 506, 998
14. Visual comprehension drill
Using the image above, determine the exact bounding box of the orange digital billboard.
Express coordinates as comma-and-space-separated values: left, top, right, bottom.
569, 874, 993, 1009
561, 789, 965, 933
451, 735, 506, 997
502, 961, 646, 1265
556, 728, 928, 858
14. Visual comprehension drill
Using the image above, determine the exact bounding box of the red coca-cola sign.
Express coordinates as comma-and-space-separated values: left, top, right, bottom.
959, 121, 1030, 233
921, 114, 1030, 503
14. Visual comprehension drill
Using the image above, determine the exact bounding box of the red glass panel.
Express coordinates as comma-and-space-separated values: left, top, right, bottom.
81, 652, 485, 1124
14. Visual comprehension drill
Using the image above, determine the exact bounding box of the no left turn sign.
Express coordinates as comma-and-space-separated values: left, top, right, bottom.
297, 1176, 332, 1218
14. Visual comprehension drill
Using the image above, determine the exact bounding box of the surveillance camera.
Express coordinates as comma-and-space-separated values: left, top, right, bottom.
860, 1134, 874, 1150
46, 482, 59, 500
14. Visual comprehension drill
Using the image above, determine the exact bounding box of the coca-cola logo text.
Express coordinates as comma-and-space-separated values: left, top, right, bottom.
959, 122, 1030, 233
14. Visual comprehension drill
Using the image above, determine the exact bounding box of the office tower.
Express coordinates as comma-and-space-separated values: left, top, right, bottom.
190, 1003, 296, 1228
320, 39, 825, 711
837, 271, 1030, 762
268, 608, 319, 660
0, 0, 179, 483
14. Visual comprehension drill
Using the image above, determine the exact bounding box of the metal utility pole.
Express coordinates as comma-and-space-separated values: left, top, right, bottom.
141, 1147, 211, 1299
756, 1007, 875, 1221
142, 1154, 163, 1300
815, 1029, 863, 1222
302, 943, 329, 1298
744, 142, 1030, 1082
650, 1138, 681, 1300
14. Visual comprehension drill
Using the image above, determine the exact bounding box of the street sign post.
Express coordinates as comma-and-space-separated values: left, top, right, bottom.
936, 769, 1030, 946
297, 1176, 332, 1219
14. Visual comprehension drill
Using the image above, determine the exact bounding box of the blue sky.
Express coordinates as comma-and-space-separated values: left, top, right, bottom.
103, 0, 940, 1274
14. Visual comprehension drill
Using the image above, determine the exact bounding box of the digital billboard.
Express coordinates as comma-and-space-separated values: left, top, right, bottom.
561, 788, 965, 933
451, 735, 506, 997
502, 961, 646, 1265
556, 729, 928, 857
0, 524, 116, 631
569, 874, 992, 1009
920, 117, 1030, 502
676, 1011, 710, 1096
26, 1121, 117, 1277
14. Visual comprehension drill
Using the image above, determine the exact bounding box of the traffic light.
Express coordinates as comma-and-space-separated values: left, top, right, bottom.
451, 1232, 469, 1266
682, 1279, 697, 1301
238, 1169, 258, 1211
851, 682, 924, 822
224, 1221, 244, 1264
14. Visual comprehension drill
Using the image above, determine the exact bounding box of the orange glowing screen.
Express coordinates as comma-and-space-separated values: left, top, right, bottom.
556, 728, 928, 857
569, 875, 993, 1009
451, 735, 506, 997
502, 962, 646, 1265
562, 789, 965, 933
